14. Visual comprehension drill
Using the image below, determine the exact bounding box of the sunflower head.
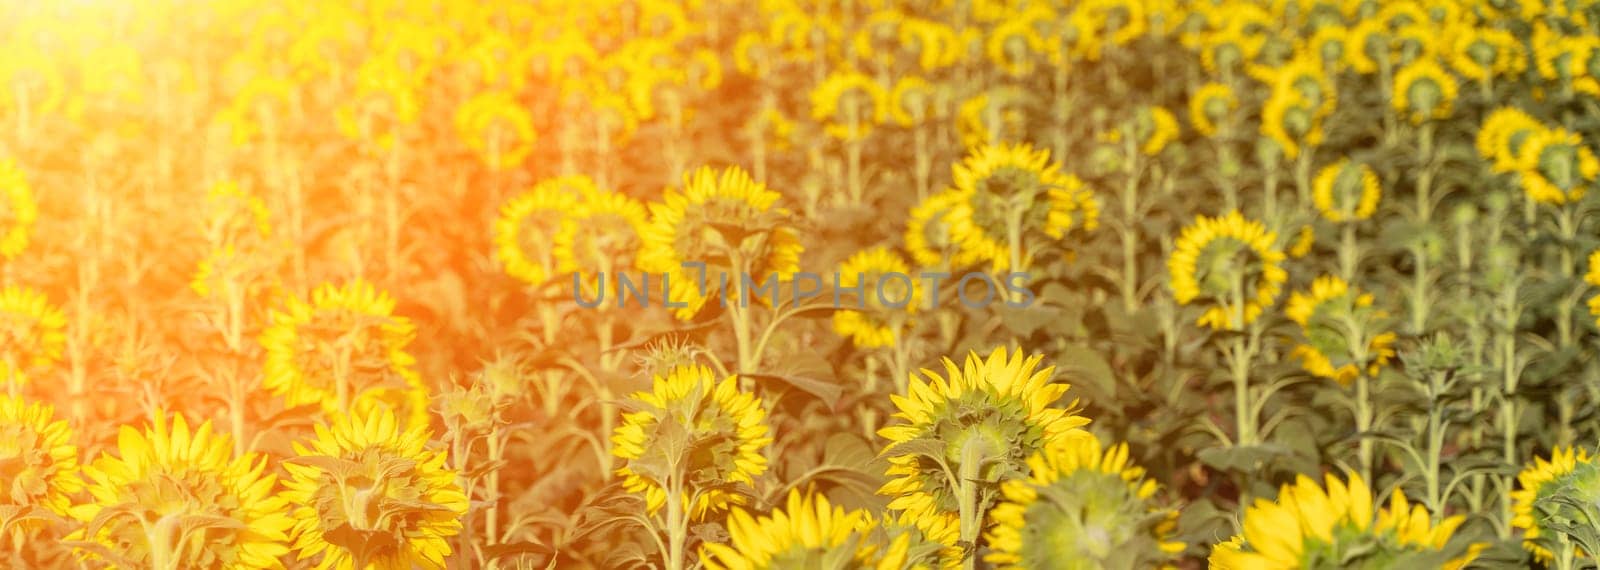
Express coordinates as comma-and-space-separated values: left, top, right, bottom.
1166, 211, 1287, 331
1189, 82, 1236, 138
890, 75, 939, 127
987, 9, 1050, 76
70, 412, 291, 569
1312, 159, 1383, 223
612, 364, 772, 518
1261, 88, 1324, 159
1513, 446, 1600, 563
1285, 275, 1398, 385
944, 143, 1100, 271
1477, 107, 1544, 173
553, 185, 650, 304
906, 190, 977, 269
192, 181, 279, 299
282, 406, 468, 570
700, 489, 877, 570
260, 278, 429, 427
0, 160, 39, 261
493, 177, 586, 288
1519, 127, 1598, 205
0, 396, 81, 545
1210, 471, 1482, 568
810, 70, 888, 140
0, 285, 66, 387
638, 166, 803, 321
833, 247, 920, 349
985, 434, 1182, 569
877, 348, 1090, 528
1394, 59, 1459, 124
1134, 105, 1179, 156
455, 90, 536, 171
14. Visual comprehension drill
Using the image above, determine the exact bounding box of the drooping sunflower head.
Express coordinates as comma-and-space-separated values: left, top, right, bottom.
700, 489, 877, 570
1069, 0, 1149, 60
877, 348, 1090, 526
71, 412, 291, 569
0, 396, 81, 538
259, 278, 428, 427
1512, 446, 1600, 563
868, 510, 962, 569
985, 434, 1182, 569
1210, 471, 1482, 568
1189, 82, 1236, 138
833, 247, 920, 349
1271, 55, 1337, 118
899, 18, 963, 72
454, 90, 536, 171
639, 166, 803, 321
1394, 58, 1459, 125
282, 406, 468, 570
192, 180, 278, 299
1448, 26, 1523, 82
1303, 24, 1349, 70
986, 7, 1051, 76
0, 160, 39, 261
1518, 126, 1599, 205
810, 70, 889, 141
1134, 105, 1180, 156
553, 185, 650, 302
1166, 211, 1287, 331
1477, 107, 1544, 174
945, 143, 1100, 271
612, 364, 772, 518
1312, 159, 1383, 223
1285, 275, 1398, 386
890, 75, 939, 128
493, 177, 585, 288
955, 88, 1029, 149
906, 190, 976, 269
0, 285, 66, 387
1261, 88, 1324, 159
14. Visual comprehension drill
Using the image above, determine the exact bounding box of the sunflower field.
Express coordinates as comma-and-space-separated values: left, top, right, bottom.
4, 0, 1600, 568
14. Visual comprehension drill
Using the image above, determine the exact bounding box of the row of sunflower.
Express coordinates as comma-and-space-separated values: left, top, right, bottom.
2, 0, 1600, 568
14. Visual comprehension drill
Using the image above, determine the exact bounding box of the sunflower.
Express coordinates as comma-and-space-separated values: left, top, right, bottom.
1137, 106, 1180, 156
282, 406, 468, 570
1210, 471, 1481, 568
1312, 159, 1383, 223
0, 395, 81, 546
899, 18, 963, 72
0, 160, 38, 261
1189, 82, 1235, 138
1261, 89, 1324, 159
1447, 26, 1524, 82
638, 166, 803, 321
1518, 126, 1600, 205
889, 76, 938, 127
1289, 224, 1316, 258
986, 8, 1050, 76
493, 178, 584, 288
1393, 58, 1458, 124
811, 70, 889, 141
1303, 25, 1349, 71
1341, 19, 1386, 74
905, 190, 976, 269
700, 489, 879, 570
1069, 0, 1148, 61
985, 434, 1183, 569
0, 285, 66, 388
70, 412, 291, 569
955, 88, 1029, 149
260, 279, 429, 427
552, 185, 650, 304
877, 348, 1090, 538
192, 181, 277, 299
612, 364, 771, 518
1477, 107, 1544, 173
868, 510, 962, 570
833, 247, 920, 349
1167, 211, 1288, 331
1512, 446, 1600, 563
1285, 275, 1399, 386
455, 90, 536, 171
943, 143, 1100, 271
1270, 55, 1337, 118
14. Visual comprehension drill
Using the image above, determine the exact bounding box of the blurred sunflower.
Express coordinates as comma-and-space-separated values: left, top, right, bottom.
833, 247, 919, 349
944, 143, 1100, 271
1289, 224, 1316, 258
612, 364, 771, 518
1136, 106, 1180, 156
877, 348, 1089, 536
1477, 107, 1544, 173
1069, 0, 1148, 60
1587, 249, 1600, 326
71, 413, 291, 569
700, 489, 878, 570
1312, 159, 1382, 223
811, 70, 889, 141
890, 76, 938, 127
638, 166, 802, 321
1512, 446, 1599, 563
0, 285, 66, 389
905, 190, 976, 269
1209, 471, 1481, 568
192, 181, 277, 300
0, 396, 81, 544
1167, 211, 1287, 330
985, 434, 1182, 569
0, 160, 38, 261
1271, 55, 1337, 118
260, 279, 429, 427
1394, 59, 1458, 124
1285, 275, 1398, 385
1303, 25, 1349, 71
282, 406, 468, 570
553, 186, 650, 303
899, 18, 963, 72
493, 178, 584, 288
455, 90, 536, 171
986, 8, 1050, 76
1189, 82, 1235, 138
1261, 89, 1324, 159
1517, 126, 1599, 205
1447, 26, 1523, 82
868, 510, 962, 570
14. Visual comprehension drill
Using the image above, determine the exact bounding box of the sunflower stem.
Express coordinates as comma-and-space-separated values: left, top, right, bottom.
956, 439, 985, 570
1339, 224, 1358, 282
665, 475, 688, 570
